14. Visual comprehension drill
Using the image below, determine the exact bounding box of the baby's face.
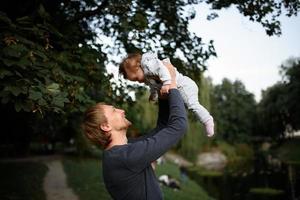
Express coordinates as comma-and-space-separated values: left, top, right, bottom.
125, 62, 145, 83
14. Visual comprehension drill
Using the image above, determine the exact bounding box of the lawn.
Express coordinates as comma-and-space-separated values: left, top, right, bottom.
277, 137, 300, 164
63, 157, 214, 200
155, 161, 215, 200
0, 161, 48, 200
63, 157, 112, 200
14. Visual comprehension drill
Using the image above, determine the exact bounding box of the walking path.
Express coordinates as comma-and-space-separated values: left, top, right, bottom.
1, 155, 79, 200
43, 160, 79, 200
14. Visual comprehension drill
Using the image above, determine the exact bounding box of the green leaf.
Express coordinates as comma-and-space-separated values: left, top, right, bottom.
52, 96, 65, 107
0, 12, 11, 22
37, 4, 50, 20
3, 45, 27, 58
14, 70, 23, 77
33, 50, 47, 60
15, 35, 35, 47
2, 57, 30, 69
14, 100, 32, 112
15, 101, 22, 112
2, 58, 16, 67
0, 69, 13, 78
16, 16, 32, 24
38, 98, 47, 106
29, 90, 43, 100
4, 85, 22, 96
18, 57, 32, 68
47, 83, 60, 94
0, 91, 11, 104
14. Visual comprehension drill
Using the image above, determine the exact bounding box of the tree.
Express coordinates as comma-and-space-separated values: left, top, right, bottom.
258, 57, 300, 138
211, 78, 257, 143
0, 0, 298, 153
1, 0, 299, 114
257, 83, 288, 138
0, 2, 112, 114
203, 0, 299, 36
280, 58, 300, 131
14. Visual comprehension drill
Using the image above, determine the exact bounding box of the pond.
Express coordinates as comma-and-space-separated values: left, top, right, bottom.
187, 161, 300, 200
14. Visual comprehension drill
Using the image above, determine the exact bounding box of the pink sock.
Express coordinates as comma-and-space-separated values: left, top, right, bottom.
205, 118, 214, 137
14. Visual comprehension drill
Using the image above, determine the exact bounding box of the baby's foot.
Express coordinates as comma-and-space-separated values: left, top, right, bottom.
204, 118, 214, 137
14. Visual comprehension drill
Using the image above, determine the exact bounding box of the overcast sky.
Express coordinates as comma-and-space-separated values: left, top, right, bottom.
188, 4, 300, 101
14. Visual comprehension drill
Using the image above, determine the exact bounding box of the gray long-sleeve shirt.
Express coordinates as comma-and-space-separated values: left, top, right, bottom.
102, 89, 187, 200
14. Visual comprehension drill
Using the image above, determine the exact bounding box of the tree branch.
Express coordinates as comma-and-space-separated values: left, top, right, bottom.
71, 0, 109, 21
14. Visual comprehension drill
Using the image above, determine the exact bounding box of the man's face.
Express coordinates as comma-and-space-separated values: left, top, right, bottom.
102, 105, 132, 132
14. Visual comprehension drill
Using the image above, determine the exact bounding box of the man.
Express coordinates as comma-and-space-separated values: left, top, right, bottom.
82, 63, 187, 200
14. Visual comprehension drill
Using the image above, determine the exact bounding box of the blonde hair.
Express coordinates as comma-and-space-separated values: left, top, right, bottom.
82, 103, 111, 149
119, 53, 142, 79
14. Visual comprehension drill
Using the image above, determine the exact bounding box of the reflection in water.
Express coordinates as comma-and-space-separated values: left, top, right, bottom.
188, 161, 299, 200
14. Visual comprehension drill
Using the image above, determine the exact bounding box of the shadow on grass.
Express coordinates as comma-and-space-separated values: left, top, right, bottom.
0, 161, 48, 200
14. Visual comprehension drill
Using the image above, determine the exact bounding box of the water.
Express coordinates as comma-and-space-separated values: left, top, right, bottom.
189, 162, 300, 200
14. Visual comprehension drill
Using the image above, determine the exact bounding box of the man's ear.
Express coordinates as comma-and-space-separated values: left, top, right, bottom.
100, 123, 112, 132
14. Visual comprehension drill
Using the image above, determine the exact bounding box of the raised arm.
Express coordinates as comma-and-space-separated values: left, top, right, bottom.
125, 89, 187, 171
128, 61, 176, 143
127, 98, 169, 143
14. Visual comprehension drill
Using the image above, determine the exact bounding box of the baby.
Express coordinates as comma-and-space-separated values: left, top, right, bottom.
119, 52, 214, 137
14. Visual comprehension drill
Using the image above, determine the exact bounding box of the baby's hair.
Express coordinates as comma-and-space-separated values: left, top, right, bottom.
119, 53, 142, 78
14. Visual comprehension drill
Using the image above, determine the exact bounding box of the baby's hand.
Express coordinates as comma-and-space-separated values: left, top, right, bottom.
160, 84, 170, 95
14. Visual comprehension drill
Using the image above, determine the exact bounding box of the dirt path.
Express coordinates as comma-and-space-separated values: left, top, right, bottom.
1, 155, 79, 200
43, 159, 79, 200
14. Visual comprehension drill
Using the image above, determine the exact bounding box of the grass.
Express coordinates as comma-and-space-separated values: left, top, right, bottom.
63, 157, 214, 200
277, 137, 300, 164
63, 157, 112, 200
156, 162, 215, 200
249, 188, 284, 196
0, 161, 48, 200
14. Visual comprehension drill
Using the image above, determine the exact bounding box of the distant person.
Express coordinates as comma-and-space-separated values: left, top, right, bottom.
82, 62, 187, 200
158, 174, 181, 191
179, 165, 188, 183
119, 52, 214, 137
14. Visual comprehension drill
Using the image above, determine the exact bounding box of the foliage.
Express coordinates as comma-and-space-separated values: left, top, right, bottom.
1, 0, 299, 114
280, 58, 300, 131
258, 58, 300, 138
276, 138, 300, 163
204, 0, 300, 36
0, 0, 299, 153
257, 83, 288, 138
210, 78, 257, 143
123, 88, 158, 137
0, 162, 48, 200
0, 9, 110, 114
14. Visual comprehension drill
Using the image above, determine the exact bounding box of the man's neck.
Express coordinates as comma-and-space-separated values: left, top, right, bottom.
105, 130, 128, 150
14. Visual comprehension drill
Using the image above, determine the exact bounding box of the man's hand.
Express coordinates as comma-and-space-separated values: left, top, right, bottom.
160, 84, 170, 95
162, 61, 176, 89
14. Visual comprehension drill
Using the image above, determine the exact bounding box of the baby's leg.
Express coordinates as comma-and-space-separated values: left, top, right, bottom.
178, 76, 214, 136
178, 76, 211, 123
